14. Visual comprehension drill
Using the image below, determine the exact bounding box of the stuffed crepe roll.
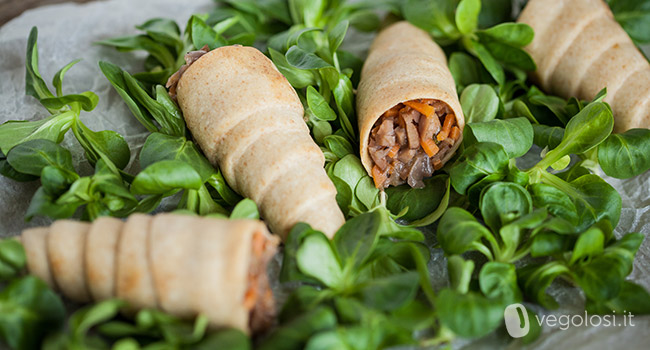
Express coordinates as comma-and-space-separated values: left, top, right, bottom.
20, 213, 280, 334
518, 0, 650, 132
167, 45, 345, 239
356, 21, 465, 189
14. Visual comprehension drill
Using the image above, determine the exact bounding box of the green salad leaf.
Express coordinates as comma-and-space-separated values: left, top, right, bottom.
598, 128, 650, 179
0, 276, 65, 350
3, 1, 650, 349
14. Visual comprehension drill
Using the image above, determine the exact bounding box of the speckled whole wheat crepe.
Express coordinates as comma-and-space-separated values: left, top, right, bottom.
85, 217, 122, 301
518, 0, 650, 132
20, 213, 279, 333
176, 45, 345, 239
356, 21, 466, 177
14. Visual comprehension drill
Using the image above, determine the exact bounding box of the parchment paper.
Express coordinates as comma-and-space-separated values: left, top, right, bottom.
0, 1, 649, 349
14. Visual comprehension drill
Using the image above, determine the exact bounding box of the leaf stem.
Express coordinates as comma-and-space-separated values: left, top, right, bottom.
421, 325, 456, 347
333, 51, 341, 72
471, 241, 494, 261
538, 170, 581, 199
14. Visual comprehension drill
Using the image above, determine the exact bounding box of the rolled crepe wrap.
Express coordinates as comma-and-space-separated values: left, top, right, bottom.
20, 213, 280, 334
21, 227, 55, 288
85, 217, 122, 301
518, 0, 650, 132
47, 220, 91, 303
116, 214, 157, 312
175, 45, 344, 238
357, 21, 465, 189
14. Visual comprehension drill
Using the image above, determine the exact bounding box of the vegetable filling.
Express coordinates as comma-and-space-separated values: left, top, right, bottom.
245, 231, 277, 333
368, 99, 460, 189
166, 44, 210, 101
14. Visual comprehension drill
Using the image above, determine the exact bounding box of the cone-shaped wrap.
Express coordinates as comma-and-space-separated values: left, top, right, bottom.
356, 22, 465, 187
518, 0, 650, 132
20, 213, 280, 333
175, 45, 344, 238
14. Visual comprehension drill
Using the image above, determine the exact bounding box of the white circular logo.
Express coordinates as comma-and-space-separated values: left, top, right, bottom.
504, 303, 530, 338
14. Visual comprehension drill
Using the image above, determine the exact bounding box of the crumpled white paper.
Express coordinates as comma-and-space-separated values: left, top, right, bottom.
0, 1, 649, 349
0, 0, 214, 234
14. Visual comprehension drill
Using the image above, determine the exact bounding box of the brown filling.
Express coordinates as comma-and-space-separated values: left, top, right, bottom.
165, 44, 211, 101
368, 99, 460, 189
244, 231, 277, 333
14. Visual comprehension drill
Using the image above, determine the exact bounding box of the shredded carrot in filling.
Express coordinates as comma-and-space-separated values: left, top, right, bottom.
372, 165, 387, 188
244, 283, 258, 309
421, 138, 439, 157
388, 145, 400, 158
404, 101, 435, 118
245, 231, 277, 332
450, 126, 461, 141
438, 113, 455, 140
368, 98, 459, 189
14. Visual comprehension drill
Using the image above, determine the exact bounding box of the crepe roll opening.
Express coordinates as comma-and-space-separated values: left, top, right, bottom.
368, 98, 460, 189
245, 229, 278, 333
166, 44, 211, 101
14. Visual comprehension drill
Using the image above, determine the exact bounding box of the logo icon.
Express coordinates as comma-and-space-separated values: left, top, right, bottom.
504, 303, 530, 338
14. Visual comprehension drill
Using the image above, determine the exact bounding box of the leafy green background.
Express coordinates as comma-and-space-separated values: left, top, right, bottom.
0, 0, 649, 349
